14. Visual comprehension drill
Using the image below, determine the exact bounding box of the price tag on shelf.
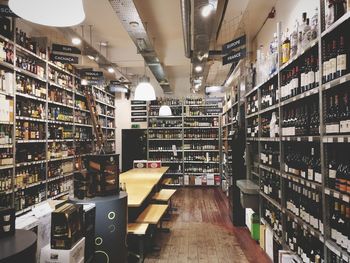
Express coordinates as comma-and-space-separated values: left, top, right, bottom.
297, 137, 301, 142
301, 93, 305, 98
338, 137, 344, 143
311, 184, 316, 190
343, 195, 350, 203
342, 255, 348, 262
325, 189, 330, 195
340, 77, 346, 84
325, 83, 331, 90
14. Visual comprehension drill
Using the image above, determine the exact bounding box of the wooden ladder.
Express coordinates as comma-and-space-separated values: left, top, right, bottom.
85, 89, 105, 153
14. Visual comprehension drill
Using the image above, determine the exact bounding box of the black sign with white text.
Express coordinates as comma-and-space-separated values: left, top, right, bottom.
131, 100, 147, 105
222, 48, 246, 66
222, 35, 246, 54
131, 112, 147, 117
0, 5, 18, 17
52, 43, 81, 55
50, 54, 79, 64
131, 117, 147, 122
131, 106, 147, 111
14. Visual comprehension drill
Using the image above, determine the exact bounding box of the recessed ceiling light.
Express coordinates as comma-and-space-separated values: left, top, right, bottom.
87, 55, 95, 60
100, 42, 108, 47
201, 4, 214, 17
108, 67, 115, 73
72, 37, 81, 45
195, 65, 203, 72
129, 21, 139, 28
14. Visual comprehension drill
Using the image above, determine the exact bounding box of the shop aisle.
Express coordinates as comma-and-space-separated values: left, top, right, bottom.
144, 188, 271, 263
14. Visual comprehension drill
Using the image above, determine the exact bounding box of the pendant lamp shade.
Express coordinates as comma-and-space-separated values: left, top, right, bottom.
134, 76, 156, 101
159, 105, 172, 116
9, 0, 86, 27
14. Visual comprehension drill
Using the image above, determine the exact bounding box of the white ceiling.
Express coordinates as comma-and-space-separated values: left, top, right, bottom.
11, 0, 278, 96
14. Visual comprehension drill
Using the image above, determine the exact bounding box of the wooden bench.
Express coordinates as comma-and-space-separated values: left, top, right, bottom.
136, 204, 169, 224
152, 189, 177, 202
127, 223, 149, 263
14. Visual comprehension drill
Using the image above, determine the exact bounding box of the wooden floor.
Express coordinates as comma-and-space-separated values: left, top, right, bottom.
144, 187, 271, 263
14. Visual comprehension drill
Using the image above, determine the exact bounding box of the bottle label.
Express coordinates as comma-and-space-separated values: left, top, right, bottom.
315, 172, 322, 183
337, 54, 347, 71
330, 58, 337, 74
308, 71, 315, 85
329, 169, 336, 179
301, 73, 305, 87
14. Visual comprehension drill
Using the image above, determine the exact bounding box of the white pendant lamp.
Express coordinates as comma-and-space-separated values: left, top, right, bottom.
134, 76, 156, 101
159, 105, 172, 116
9, 0, 85, 27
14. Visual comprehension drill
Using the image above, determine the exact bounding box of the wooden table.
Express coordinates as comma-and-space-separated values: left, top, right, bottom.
120, 167, 169, 208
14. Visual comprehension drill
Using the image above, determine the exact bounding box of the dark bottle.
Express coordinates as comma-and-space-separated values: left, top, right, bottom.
337, 34, 348, 78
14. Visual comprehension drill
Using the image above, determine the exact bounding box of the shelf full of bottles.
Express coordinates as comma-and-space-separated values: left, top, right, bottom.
245, 3, 350, 262
147, 97, 222, 187
0, 22, 116, 215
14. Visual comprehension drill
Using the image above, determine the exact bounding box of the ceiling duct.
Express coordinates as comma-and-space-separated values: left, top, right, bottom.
181, 0, 227, 92
108, 0, 172, 93
180, 0, 191, 58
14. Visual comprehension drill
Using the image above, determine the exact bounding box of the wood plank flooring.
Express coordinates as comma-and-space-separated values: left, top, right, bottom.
144, 187, 271, 263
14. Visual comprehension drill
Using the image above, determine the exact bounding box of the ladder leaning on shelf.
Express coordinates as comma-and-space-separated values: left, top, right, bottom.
85, 89, 106, 154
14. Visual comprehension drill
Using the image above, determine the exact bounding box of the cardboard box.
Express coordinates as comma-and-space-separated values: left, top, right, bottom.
40, 237, 85, 263
133, 160, 147, 169
207, 174, 214, 186
195, 176, 202, 185
184, 175, 189, 185
147, 160, 161, 168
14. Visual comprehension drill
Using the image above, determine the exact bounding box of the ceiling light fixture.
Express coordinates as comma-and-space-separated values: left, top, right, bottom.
195, 65, 203, 72
72, 37, 81, 45
87, 55, 95, 60
134, 76, 156, 101
81, 79, 88, 86
129, 21, 139, 28
201, 3, 214, 17
108, 67, 115, 73
9, 0, 85, 27
159, 105, 172, 116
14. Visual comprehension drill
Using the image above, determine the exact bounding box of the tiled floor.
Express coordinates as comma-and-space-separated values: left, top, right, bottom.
144, 187, 271, 263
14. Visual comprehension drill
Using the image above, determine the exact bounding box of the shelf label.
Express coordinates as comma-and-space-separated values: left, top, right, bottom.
334, 192, 340, 199
343, 195, 349, 203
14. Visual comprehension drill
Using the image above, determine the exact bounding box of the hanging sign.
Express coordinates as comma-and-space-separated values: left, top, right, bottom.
131, 100, 147, 105
50, 54, 79, 64
0, 5, 18, 17
82, 71, 104, 85
131, 117, 147, 122
131, 112, 147, 117
52, 43, 81, 55
222, 35, 246, 54
131, 106, 147, 111
222, 48, 246, 66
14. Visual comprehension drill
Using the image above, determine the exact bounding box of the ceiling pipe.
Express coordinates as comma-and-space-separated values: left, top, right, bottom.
180, 0, 191, 58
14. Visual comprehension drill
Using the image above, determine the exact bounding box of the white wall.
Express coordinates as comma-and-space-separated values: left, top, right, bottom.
255, 0, 319, 57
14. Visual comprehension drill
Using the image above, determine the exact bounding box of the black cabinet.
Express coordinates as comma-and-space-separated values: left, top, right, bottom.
229, 128, 246, 226
122, 129, 147, 172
